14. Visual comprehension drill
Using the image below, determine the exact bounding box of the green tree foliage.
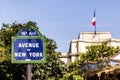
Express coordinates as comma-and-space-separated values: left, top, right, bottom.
0, 21, 66, 80
61, 60, 83, 80
61, 42, 120, 80
79, 42, 120, 62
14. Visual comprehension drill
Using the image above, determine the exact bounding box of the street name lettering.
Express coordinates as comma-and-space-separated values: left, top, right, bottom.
18, 43, 39, 48
14, 52, 43, 58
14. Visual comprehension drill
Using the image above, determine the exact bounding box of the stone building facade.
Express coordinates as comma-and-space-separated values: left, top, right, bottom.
59, 32, 120, 64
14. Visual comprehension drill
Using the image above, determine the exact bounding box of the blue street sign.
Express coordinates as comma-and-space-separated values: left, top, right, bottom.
11, 27, 46, 63
14, 38, 43, 60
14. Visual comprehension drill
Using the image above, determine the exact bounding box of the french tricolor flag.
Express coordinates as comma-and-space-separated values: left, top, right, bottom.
92, 10, 96, 27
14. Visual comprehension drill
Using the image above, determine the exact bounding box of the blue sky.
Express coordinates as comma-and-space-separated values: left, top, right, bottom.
1, 0, 120, 52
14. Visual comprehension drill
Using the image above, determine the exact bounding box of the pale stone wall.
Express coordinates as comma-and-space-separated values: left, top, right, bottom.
78, 41, 92, 53
71, 56, 77, 62
60, 57, 69, 64
59, 53, 70, 64
70, 40, 77, 53
60, 32, 120, 64
110, 39, 120, 47
78, 32, 111, 40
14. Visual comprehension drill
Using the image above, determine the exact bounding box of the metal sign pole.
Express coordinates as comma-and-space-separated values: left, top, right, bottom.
27, 64, 31, 80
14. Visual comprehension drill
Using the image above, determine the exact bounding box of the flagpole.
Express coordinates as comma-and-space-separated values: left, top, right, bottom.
94, 26, 96, 35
